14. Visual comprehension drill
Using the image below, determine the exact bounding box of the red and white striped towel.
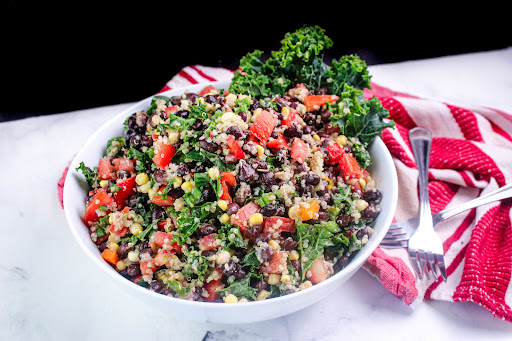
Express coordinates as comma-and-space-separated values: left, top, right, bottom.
58, 65, 512, 322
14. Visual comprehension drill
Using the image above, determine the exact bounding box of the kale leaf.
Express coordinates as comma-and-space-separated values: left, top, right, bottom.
75, 162, 99, 188
296, 221, 333, 280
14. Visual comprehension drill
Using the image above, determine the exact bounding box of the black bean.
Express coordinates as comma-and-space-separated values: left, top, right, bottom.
281, 237, 298, 251
290, 260, 300, 271
317, 211, 330, 221
336, 214, 353, 228
251, 159, 268, 171
153, 169, 168, 184
226, 125, 243, 139
260, 245, 275, 263
192, 119, 204, 131
175, 110, 189, 118
303, 125, 314, 135
356, 228, 369, 240
321, 111, 333, 123
148, 114, 160, 129
363, 190, 382, 203
149, 281, 164, 293
200, 186, 216, 204
255, 280, 267, 292
223, 260, 245, 279
237, 159, 257, 183
303, 112, 316, 125
117, 243, 131, 259
152, 206, 166, 222
304, 173, 321, 186
260, 204, 281, 217
204, 95, 216, 104
224, 154, 239, 164
226, 202, 240, 215
129, 134, 142, 149
316, 179, 330, 196
136, 111, 149, 127
283, 124, 302, 138
176, 163, 189, 176
255, 233, 271, 245
200, 223, 218, 236
199, 138, 218, 153
334, 255, 349, 272
161, 286, 175, 297
201, 250, 217, 258
117, 170, 131, 180
260, 171, 275, 188
247, 224, 263, 238
170, 96, 181, 105
166, 187, 185, 199
127, 264, 141, 277
324, 123, 340, 135
363, 204, 380, 220
234, 184, 252, 206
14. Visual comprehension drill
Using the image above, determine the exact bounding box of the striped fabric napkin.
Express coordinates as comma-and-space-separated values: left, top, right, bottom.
59, 65, 512, 322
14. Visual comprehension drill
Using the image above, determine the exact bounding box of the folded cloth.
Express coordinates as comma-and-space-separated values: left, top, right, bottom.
58, 65, 512, 322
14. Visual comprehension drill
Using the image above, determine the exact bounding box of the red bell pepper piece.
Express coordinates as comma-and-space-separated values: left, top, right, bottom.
153, 139, 175, 169
281, 108, 299, 127
84, 188, 114, 226
151, 186, 176, 206
114, 176, 137, 208
339, 153, 362, 179
262, 216, 296, 234
219, 172, 236, 202
226, 135, 246, 160
267, 132, 289, 150
198, 233, 221, 251
249, 110, 278, 144
304, 94, 340, 111
203, 269, 223, 302
232, 201, 260, 231
198, 85, 216, 96
153, 231, 183, 253
112, 158, 135, 173
290, 138, 309, 164
326, 142, 345, 165
98, 157, 116, 180
260, 251, 289, 274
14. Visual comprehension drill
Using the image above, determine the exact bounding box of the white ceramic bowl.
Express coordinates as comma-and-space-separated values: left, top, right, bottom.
63, 80, 398, 324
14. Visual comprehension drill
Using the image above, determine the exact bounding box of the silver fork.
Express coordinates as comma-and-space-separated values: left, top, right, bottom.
381, 182, 512, 248
407, 127, 447, 282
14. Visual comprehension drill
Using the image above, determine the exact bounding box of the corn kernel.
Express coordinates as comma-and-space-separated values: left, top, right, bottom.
173, 176, 183, 188
217, 200, 228, 211
135, 173, 149, 186
359, 178, 367, 189
252, 108, 262, 121
128, 250, 140, 262
224, 294, 238, 303
208, 167, 220, 180
268, 240, 280, 251
116, 260, 127, 271
313, 134, 321, 141
256, 144, 265, 157
129, 222, 143, 236
288, 205, 300, 220
256, 290, 270, 301
148, 187, 158, 200
249, 212, 264, 226
288, 250, 299, 261
267, 274, 281, 285
238, 298, 249, 303
108, 242, 119, 251
108, 214, 114, 224
181, 181, 195, 193
281, 106, 290, 118
281, 274, 291, 282
138, 182, 151, 194
299, 280, 313, 291
219, 213, 231, 224
336, 135, 348, 146
99, 180, 108, 187
355, 199, 369, 212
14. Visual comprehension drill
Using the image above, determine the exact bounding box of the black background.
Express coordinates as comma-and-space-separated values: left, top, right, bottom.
1, 3, 509, 121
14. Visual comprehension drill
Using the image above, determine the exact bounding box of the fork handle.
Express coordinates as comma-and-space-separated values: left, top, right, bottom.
409, 127, 433, 227
433, 183, 512, 224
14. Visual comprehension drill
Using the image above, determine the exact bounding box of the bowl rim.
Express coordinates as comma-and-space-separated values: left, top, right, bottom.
63, 80, 398, 309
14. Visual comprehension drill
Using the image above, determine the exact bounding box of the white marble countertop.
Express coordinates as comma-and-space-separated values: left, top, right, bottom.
1, 47, 512, 341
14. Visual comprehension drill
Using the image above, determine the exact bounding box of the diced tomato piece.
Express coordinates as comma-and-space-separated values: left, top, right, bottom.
281, 108, 299, 127
226, 135, 246, 160
114, 176, 136, 208
307, 257, 332, 284
84, 188, 114, 226
339, 153, 362, 179
108, 222, 128, 237
203, 269, 223, 302
153, 249, 175, 267
232, 201, 260, 231
112, 158, 135, 172
98, 157, 116, 180
326, 142, 345, 165
262, 216, 296, 234
198, 233, 222, 251
153, 140, 175, 169
266, 132, 289, 150
140, 261, 157, 276
198, 85, 215, 96
151, 186, 176, 206
290, 138, 309, 163
260, 251, 289, 274
249, 110, 278, 144
304, 94, 339, 112
153, 231, 183, 253
164, 105, 179, 116
219, 172, 236, 202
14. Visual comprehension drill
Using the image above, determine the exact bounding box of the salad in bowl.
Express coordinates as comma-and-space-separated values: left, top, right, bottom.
73, 25, 395, 305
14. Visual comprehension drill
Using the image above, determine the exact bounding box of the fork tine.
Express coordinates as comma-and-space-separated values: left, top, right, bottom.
435, 253, 448, 282
426, 251, 439, 279
380, 240, 408, 248
409, 250, 423, 279
418, 250, 431, 280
